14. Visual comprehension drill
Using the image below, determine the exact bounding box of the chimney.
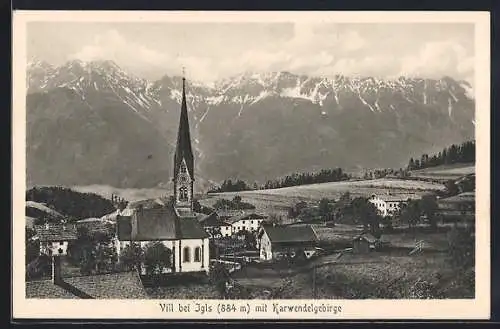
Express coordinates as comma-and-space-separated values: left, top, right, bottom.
52, 256, 63, 285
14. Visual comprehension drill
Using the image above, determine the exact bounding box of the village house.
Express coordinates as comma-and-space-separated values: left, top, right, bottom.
352, 232, 378, 253
198, 211, 232, 238
227, 212, 267, 234
257, 224, 319, 261
114, 76, 210, 276
34, 222, 78, 257
368, 193, 411, 217
436, 191, 475, 224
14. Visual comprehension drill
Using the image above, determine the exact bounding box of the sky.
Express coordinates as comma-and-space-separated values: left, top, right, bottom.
27, 22, 475, 84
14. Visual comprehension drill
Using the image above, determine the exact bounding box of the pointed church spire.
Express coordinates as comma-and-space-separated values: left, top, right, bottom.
173, 72, 194, 182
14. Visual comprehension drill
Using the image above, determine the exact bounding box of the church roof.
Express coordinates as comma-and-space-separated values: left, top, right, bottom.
173, 77, 194, 180
134, 207, 179, 241
178, 218, 210, 239
117, 203, 208, 241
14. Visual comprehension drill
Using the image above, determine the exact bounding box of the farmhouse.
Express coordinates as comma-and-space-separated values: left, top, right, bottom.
258, 224, 319, 261
198, 211, 232, 238
436, 191, 475, 223
228, 212, 267, 234
114, 76, 210, 276
368, 194, 410, 217
34, 223, 78, 257
352, 232, 378, 253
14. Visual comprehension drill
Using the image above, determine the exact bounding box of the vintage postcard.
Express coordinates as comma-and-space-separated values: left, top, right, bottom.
12, 11, 490, 319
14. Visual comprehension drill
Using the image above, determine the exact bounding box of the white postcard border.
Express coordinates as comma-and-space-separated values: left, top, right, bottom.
12, 10, 491, 320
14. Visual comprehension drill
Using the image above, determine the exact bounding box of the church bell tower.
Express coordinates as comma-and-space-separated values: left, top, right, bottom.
173, 74, 195, 212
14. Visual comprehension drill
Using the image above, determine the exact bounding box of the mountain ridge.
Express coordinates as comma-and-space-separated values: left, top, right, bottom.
26, 58, 475, 189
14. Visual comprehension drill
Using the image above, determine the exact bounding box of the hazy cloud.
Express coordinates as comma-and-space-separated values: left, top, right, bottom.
28, 22, 474, 84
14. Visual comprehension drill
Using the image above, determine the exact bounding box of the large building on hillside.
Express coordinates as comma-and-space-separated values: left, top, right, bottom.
227, 212, 267, 234
368, 194, 411, 217
115, 77, 210, 275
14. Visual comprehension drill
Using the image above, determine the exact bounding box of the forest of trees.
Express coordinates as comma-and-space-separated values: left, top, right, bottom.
262, 168, 351, 189
26, 186, 116, 221
213, 196, 256, 210
209, 168, 351, 193
407, 140, 475, 171
208, 179, 252, 193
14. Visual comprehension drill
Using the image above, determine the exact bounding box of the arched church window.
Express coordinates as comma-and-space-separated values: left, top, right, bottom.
183, 246, 191, 263
179, 186, 188, 201
194, 247, 201, 262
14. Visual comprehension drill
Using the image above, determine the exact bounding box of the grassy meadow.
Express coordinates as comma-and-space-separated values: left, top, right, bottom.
409, 163, 475, 182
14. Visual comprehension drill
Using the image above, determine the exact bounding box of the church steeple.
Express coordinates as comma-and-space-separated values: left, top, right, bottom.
173, 73, 195, 211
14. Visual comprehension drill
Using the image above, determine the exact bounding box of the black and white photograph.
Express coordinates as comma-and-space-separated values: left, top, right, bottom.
12, 11, 490, 319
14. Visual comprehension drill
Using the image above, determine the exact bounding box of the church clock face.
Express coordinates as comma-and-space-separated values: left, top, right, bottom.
178, 172, 189, 184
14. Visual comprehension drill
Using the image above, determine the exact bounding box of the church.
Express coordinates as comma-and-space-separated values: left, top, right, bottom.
115, 76, 210, 275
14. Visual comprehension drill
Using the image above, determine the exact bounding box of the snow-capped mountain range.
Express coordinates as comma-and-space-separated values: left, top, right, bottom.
26, 58, 475, 189
28, 58, 474, 113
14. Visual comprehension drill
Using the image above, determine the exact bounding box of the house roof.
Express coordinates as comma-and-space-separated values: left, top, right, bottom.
26, 271, 148, 299
117, 204, 208, 241
215, 209, 246, 218
199, 212, 230, 227
263, 225, 319, 244
26, 280, 80, 299
370, 195, 410, 202
354, 232, 378, 243
34, 223, 78, 242
77, 218, 114, 236
439, 192, 475, 203
64, 271, 148, 299
227, 212, 267, 224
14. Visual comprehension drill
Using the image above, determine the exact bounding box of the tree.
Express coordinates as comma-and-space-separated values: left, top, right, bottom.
26, 228, 39, 264
288, 201, 308, 218
447, 226, 475, 269
445, 180, 460, 197
419, 194, 438, 230
119, 243, 144, 271
268, 213, 283, 226
232, 195, 242, 204
241, 230, 257, 250
209, 262, 230, 297
318, 198, 334, 224
408, 158, 415, 171
94, 242, 118, 273
351, 197, 381, 236
144, 242, 172, 275
400, 200, 420, 232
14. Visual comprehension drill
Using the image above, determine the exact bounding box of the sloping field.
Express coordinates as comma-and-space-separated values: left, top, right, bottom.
205, 179, 445, 213
26, 201, 65, 218
410, 163, 475, 181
